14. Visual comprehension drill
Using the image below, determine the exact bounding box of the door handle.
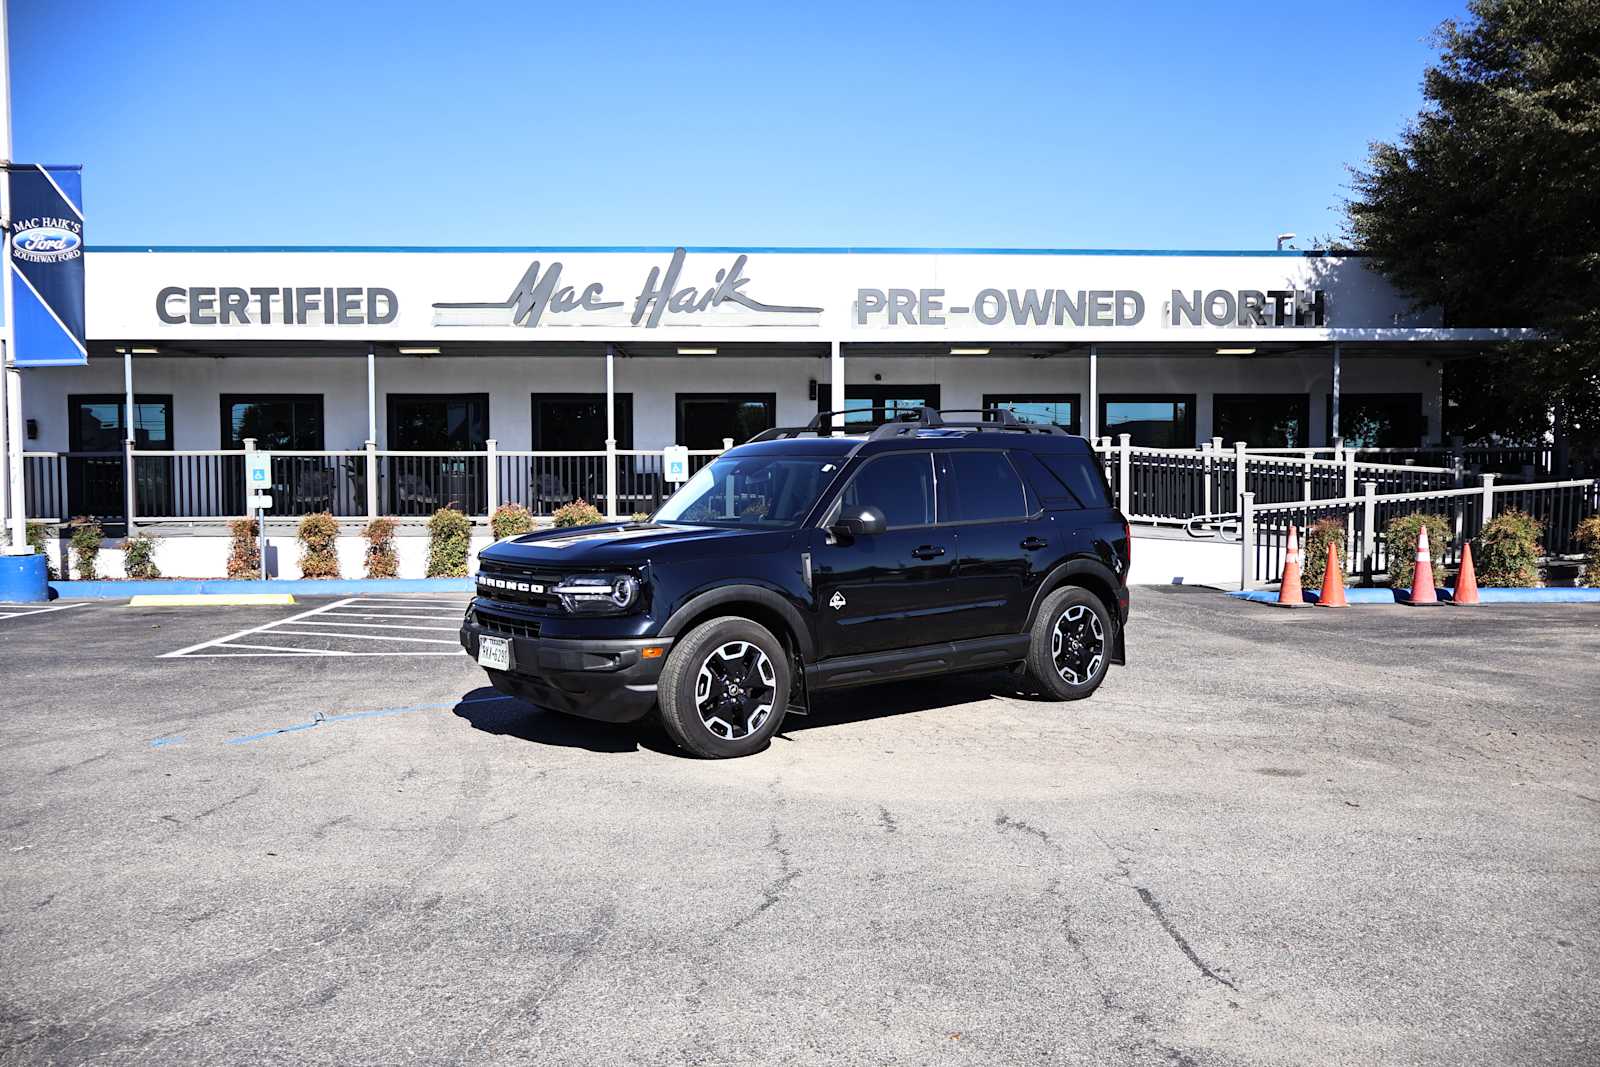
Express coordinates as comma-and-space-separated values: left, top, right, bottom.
1021, 537, 1049, 550
911, 544, 946, 560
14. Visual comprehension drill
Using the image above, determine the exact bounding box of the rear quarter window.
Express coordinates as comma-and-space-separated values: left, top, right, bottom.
1031, 450, 1113, 509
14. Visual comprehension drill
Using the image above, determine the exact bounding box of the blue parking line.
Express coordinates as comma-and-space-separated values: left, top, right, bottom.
224, 694, 515, 745
149, 735, 186, 748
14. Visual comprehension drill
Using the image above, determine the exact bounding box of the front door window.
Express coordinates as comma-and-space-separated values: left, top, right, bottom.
68, 395, 172, 521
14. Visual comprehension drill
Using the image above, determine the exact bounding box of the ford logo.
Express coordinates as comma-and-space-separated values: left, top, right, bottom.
13, 226, 81, 260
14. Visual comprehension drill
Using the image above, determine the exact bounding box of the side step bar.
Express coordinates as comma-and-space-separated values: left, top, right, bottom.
805, 634, 1031, 692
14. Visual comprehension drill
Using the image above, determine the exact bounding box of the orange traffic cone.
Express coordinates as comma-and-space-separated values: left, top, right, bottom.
1408, 525, 1441, 606
1452, 541, 1480, 606
1276, 524, 1308, 607
1317, 542, 1348, 607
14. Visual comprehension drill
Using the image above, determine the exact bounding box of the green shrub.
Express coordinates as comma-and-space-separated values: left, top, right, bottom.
26, 522, 56, 580
227, 518, 260, 579
123, 531, 161, 579
1384, 512, 1451, 590
1301, 516, 1350, 589
630, 511, 652, 524
491, 502, 534, 540
364, 517, 398, 579
1474, 508, 1542, 587
69, 518, 104, 580
552, 498, 604, 528
297, 512, 341, 579
1575, 515, 1600, 587
426, 508, 471, 577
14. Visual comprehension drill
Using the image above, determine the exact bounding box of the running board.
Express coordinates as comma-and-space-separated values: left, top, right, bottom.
806, 634, 1031, 692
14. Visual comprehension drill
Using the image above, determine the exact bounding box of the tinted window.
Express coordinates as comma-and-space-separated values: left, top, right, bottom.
838, 452, 934, 528
1038, 451, 1111, 509
1101, 395, 1195, 448
945, 451, 1028, 522
222, 395, 324, 450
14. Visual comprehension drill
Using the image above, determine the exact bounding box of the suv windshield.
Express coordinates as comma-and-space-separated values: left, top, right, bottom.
655, 454, 842, 527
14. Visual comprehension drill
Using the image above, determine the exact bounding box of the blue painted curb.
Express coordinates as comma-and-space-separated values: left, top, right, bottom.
1230, 587, 1600, 605
45, 577, 474, 600
0, 553, 51, 603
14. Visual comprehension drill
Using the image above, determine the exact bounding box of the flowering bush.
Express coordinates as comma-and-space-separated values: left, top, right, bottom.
70, 519, 104, 580
227, 518, 260, 579
297, 512, 341, 578
552, 499, 604, 528
491, 503, 535, 540
364, 517, 398, 578
123, 531, 162, 579
426, 508, 471, 577
1474, 508, 1541, 587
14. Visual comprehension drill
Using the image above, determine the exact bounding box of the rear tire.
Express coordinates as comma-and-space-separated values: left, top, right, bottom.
657, 616, 790, 758
1021, 586, 1113, 701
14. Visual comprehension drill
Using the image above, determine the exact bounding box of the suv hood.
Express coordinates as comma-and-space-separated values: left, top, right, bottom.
482, 522, 792, 568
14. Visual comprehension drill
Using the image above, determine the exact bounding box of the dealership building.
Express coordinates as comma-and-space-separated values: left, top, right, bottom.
8, 244, 1539, 578
31, 244, 1520, 455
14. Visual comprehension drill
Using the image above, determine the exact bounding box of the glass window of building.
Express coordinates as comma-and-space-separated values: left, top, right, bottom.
1100, 395, 1195, 448
1332, 394, 1425, 448
68, 394, 173, 519
817, 384, 942, 428
677, 394, 776, 449
532, 393, 633, 450
388, 394, 489, 450
983, 394, 1079, 433
220, 395, 325, 450
1212, 394, 1310, 448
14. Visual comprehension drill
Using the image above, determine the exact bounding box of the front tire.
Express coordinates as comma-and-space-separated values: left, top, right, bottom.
657, 616, 790, 758
1021, 586, 1113, 700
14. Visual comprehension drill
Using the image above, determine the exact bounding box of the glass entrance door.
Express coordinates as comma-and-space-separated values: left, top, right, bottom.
385, 394, 490, 514
816, 384, 942, 428
68, 395, 173, 521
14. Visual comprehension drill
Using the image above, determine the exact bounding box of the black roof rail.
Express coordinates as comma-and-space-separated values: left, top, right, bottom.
745, 405, 1072, 445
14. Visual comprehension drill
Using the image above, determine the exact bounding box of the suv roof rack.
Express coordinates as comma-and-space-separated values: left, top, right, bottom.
746, 406, 1071, 444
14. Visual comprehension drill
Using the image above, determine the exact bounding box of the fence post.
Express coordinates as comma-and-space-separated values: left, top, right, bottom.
123, 439, 138, 537
722, 437, 734, 452
1234, 441, 1248, 504
605, 438, 618, 521
1239, 491, 1255, 591
364, 439, 379, 521
485, 439, 499, 518
1361, 480, 1377, 585
1302, 452, 1313, 502
1201, 440, 1213, 514
1117, 433, 1131, 513
1480, 473, 1497, 533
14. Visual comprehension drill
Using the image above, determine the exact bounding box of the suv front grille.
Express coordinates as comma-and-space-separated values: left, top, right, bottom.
474, 609, 541, 640
476, 562, 566, 607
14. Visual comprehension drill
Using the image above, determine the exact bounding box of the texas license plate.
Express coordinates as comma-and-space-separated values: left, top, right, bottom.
477, 635, 511, 671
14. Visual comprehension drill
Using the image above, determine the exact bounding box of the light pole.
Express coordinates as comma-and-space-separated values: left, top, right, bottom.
1275, 232, 1297, 251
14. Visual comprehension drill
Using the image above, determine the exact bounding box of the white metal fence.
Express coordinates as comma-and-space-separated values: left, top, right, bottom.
21, 439, 730, 529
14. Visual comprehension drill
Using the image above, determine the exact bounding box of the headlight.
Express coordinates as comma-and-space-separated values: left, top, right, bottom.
553, 573, 641, 614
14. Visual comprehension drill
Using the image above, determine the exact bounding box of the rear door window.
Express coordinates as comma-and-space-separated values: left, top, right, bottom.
941, 451, 1029, 523
1036, 451, 1112, 509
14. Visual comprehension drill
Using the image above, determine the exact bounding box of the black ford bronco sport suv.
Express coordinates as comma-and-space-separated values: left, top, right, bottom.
461, 407, 1130, 758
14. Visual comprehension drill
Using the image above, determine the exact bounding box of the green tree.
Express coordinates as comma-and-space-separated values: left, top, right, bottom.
1344, 0, 1600, 463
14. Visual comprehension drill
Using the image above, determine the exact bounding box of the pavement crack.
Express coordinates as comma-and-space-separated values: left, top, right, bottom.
877, 805, 898, 834
1134, 886, 1238, 991
995, 811, 1053, 847
194, 786, 260, 820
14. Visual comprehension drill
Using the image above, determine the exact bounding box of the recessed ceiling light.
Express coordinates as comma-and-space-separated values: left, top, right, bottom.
949, 346, 990, 355
399, 346, 441, 355
1215, 347, 1257, 356
677, 346, 718, 355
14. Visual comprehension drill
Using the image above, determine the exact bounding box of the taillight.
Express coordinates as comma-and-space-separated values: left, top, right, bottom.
1124, 521, 1132, 568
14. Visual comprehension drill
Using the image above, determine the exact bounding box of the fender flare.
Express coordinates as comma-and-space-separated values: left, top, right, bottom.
1025, 557, 1125, 631
658, 584, 816, 661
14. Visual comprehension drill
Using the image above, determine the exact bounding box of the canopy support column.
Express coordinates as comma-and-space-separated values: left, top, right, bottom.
605, 343, 617, 519
1329, 341, 1342, 446
830, 341, 845, 435
366, 343, 376, 444
1087, 344, 1099, 440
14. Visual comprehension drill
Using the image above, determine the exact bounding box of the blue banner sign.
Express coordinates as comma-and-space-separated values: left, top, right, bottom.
8, 164, 86, 366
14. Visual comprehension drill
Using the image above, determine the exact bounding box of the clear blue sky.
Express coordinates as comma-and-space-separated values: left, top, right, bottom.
11, 0, 1465, 250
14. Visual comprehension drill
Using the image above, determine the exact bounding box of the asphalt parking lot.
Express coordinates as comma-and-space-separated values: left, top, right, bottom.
1, 588, 1597, 1066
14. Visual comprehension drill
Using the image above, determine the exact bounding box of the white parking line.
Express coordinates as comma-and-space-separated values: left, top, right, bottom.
0, 603, 88, 621
163, 595, 472, 658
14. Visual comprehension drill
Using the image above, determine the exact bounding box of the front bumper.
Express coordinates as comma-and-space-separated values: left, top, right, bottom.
460, 612, 672, 723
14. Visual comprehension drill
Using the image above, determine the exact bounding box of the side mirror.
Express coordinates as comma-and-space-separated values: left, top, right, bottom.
829, 505, 887, 542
